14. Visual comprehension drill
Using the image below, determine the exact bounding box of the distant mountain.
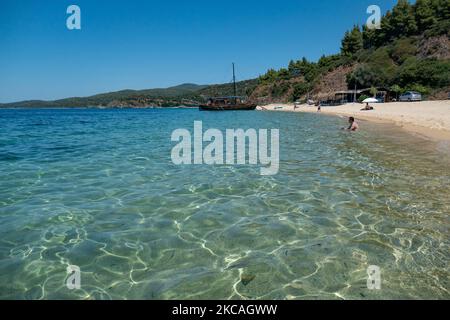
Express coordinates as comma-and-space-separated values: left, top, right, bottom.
0, 83, 209, 108
0, 81, 260, 108
134, 83, 209, 97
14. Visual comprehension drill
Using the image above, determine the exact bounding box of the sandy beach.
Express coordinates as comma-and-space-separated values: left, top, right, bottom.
258, 100, 450, 141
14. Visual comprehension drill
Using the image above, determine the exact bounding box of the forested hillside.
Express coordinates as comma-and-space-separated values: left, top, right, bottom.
250, 0, 450, 103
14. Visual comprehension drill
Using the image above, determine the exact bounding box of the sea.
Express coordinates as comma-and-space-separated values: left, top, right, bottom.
0, 108, 449, 299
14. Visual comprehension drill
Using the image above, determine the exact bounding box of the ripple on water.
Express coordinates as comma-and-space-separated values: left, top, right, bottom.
0, 109, 449, 299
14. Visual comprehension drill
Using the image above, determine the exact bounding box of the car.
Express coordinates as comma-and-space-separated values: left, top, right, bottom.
399, 91, 422, 102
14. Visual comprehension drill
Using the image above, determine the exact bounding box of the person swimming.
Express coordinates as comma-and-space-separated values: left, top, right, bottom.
347, 117, 359, 131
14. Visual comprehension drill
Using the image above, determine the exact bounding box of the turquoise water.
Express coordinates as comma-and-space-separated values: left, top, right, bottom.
0, 108, 449, 300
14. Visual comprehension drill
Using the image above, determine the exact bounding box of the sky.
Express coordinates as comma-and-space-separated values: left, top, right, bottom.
0, 0, 399, 102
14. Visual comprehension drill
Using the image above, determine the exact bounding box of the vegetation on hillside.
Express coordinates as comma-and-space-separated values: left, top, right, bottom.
197, 79, 258, 98
0, 81, 259, 108
0, 84, 208, 108
255, 0, 450, 102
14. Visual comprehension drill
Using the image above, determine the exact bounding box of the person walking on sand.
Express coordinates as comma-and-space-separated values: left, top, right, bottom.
317, 102, 321, 112
347, 117, 359, 131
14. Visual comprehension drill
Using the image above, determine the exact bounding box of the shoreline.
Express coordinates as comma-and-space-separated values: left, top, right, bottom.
258, 100, 450, 141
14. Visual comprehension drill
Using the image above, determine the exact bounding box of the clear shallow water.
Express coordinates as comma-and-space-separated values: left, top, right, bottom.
0, 108, 449, 300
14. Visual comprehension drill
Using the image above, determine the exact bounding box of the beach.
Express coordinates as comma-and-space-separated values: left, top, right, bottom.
258, 100, 450, 141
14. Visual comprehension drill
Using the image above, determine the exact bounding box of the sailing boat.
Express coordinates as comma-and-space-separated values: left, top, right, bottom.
199, 63, 257, 111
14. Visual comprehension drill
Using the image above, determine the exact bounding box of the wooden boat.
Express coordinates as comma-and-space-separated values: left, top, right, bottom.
199, 64, 257, 111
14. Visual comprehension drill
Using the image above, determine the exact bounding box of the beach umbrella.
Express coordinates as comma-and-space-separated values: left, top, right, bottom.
362, 97, 378, 103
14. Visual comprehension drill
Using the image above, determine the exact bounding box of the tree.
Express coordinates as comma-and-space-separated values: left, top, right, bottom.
290, 57, 319, 82
390, 84, 403, 100
370, 86, 378, 97
287, 60, 297, 77
433, 0, 450, 22
259, 69, 279, 83
373, 10, 394, 46
278, 68, 290, 80
318, 54, 343, 70
347, 65, 380, 89
389, 38, 417, 64
341, 26, 363, 56
429, 0, 450, 36
390, 0, 418, 37
362, 24, 376, 49
408, 84, 430, 95
292, 82, 311, 101
414, 0, 437, 33
395, 57, 450, 88
271, 82, 290, 98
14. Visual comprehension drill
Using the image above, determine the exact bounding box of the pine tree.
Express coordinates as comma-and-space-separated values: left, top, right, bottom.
362, 24, 376, 49
374, 10, 393, 46
432, 0, 450, 35
433, 0, 450, 21
341, 26, 363, 56
414, 0, 437, 33
390, 0, 418, 37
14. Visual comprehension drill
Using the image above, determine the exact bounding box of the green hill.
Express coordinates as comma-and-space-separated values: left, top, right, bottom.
248, 0, 450, 103
0, 81, 262, 108
0, 83, 209, 108
197, 79, 259, 98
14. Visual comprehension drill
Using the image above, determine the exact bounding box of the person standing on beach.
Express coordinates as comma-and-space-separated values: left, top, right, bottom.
347, 117, 359, 131
317, 103, 321, 112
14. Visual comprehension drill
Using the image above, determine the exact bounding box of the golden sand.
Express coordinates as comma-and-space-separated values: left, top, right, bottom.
258, 100, 450, 141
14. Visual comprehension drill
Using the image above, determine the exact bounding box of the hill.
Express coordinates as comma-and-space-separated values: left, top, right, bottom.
247, 0, 450, 104
0, 83, 209, 108
0, 81, 262, 108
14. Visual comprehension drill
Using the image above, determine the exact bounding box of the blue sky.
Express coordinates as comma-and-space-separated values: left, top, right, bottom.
0, 0, 399, 102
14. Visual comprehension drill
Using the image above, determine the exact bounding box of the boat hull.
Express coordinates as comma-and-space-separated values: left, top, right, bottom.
199, 104, 257, 111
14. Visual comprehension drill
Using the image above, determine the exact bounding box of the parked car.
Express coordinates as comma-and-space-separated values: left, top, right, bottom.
399, 91, 422, 102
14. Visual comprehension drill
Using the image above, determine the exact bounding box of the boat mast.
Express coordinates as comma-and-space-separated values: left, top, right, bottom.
232, 63, 237, 101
